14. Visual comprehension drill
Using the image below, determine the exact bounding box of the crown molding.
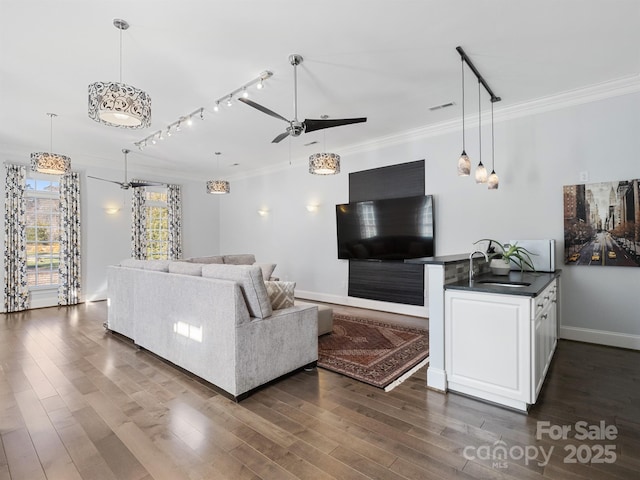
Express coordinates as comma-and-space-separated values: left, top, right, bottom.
339, 74, 640, 157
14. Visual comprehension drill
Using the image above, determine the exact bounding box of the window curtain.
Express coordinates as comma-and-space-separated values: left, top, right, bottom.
58, 172, 81, 305
167, 184, 182, 260
3, 164, 29, 312
131, 186, 147, 259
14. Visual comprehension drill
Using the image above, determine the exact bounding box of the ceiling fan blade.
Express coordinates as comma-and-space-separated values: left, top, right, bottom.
303, 117, 367, 133
129, 181, 166, 188
272, 131, 291, 143
88, 175, 126, 187
238, 98, 290, 123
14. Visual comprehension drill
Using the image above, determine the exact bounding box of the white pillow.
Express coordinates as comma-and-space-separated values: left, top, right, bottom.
264, 281, 295, 310
254, 262, 277, 281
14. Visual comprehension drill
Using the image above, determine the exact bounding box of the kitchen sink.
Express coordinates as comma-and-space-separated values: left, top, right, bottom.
476, 280, 531, 288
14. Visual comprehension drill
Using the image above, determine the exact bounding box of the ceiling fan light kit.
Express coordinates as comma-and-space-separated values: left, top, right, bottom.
456, 46, 501, 189
88, 19, 151, 129
31, 113, 71, 175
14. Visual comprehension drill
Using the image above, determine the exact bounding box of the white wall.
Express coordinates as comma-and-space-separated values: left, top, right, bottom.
219, 90, 640, 347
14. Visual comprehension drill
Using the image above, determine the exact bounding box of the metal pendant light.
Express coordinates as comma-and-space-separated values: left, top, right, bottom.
457, 58, 471, 176
487, 100, 499, 190
30, 113, 71, 175
88, 19, 151, 129
474, 80, 487, 184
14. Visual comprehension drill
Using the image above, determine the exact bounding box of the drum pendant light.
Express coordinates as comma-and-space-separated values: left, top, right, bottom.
88, 19, 151, 129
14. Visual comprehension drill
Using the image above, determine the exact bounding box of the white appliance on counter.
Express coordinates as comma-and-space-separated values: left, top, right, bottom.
509, 239, 555, 272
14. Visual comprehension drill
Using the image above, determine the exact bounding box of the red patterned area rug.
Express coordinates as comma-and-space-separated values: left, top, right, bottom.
318, 314, 429, 391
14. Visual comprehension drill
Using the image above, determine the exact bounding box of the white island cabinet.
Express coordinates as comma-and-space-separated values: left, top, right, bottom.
444, 278, 558, 412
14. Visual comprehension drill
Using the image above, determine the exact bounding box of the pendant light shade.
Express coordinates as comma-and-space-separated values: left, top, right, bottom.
457, 152, 470, 176
457, 57, 471, 176
88, 81, 151, 128
206, 180, 230, 195
88, 19, 151, 129
475, 80, 487, 184
488, 100, 499, 190
309, 153, 340, 175
31, 113, 71, 175
207, 152, 230, 194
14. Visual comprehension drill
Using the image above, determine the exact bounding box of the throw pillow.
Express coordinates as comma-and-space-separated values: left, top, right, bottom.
254, 262, 276, 281
223, 254, 256, 265
265, 281, 296, 310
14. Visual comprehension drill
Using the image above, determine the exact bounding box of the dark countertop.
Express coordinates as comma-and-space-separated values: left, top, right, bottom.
445, 270, 561, 297
405, 254, 470, 265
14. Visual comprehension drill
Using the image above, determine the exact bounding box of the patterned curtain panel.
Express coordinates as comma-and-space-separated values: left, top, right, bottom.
131, 186, 147, 259
58, 172, 81, 305
167, 184, 183, 260
3, 164, 29, 312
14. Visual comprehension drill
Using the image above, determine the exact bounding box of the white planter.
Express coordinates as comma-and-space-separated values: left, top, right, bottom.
490, 258, 511, 275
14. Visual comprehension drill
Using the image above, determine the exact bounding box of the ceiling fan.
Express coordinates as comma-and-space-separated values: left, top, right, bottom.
238, 54, 367, 143
88, 149, 166, 189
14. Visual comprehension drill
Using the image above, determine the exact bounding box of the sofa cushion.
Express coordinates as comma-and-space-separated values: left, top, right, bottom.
254, 262, 276, 281
184, 255, 224, 264
169, 261, 203, 276
223, 254, 256, 265
120, 259, 170, 272
264, 281, 295, 310
201, 264, 272, 319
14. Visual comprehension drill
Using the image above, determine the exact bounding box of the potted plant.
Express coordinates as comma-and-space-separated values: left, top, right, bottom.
474, 239, 537, 275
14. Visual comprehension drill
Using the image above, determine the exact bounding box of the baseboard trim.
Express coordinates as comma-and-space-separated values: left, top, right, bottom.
560, 326, 640, 351
426, 366, 447, 391
295, 290, 428, 318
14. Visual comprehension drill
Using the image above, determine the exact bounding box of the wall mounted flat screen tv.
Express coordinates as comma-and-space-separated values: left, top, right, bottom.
336, 195, 434, 260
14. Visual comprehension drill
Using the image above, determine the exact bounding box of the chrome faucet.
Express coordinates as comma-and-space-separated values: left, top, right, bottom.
469, 250, 488, 282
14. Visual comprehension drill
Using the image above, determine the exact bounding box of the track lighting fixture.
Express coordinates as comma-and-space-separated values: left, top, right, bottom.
134, 72, 272, 150
455, 47, 500, 187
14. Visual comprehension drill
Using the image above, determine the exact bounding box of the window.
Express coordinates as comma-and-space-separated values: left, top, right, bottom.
145, 189, 169, 259
25, 176, 60, 287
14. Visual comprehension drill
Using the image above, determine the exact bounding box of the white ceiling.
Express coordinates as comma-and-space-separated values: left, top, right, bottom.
1, 0, 639, 181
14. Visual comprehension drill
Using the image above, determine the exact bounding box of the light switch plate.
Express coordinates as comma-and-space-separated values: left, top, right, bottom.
579, 171, 589, 182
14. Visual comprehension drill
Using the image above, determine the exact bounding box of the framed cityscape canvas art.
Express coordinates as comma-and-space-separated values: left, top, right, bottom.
563, 179, 640, 267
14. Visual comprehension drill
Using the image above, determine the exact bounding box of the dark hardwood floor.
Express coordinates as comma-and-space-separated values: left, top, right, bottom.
1, 301, 639, 479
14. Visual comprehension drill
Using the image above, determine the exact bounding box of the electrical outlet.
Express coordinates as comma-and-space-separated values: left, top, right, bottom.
579, 171, 589, 182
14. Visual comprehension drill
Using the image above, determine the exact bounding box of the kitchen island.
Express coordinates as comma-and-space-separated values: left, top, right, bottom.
444, 270, 560, 412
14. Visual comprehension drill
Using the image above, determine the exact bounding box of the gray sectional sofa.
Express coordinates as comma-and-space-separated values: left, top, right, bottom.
106, 258, 318, 400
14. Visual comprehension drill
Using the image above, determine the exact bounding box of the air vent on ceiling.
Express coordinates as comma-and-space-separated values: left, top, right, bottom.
429, 101, 455, 111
